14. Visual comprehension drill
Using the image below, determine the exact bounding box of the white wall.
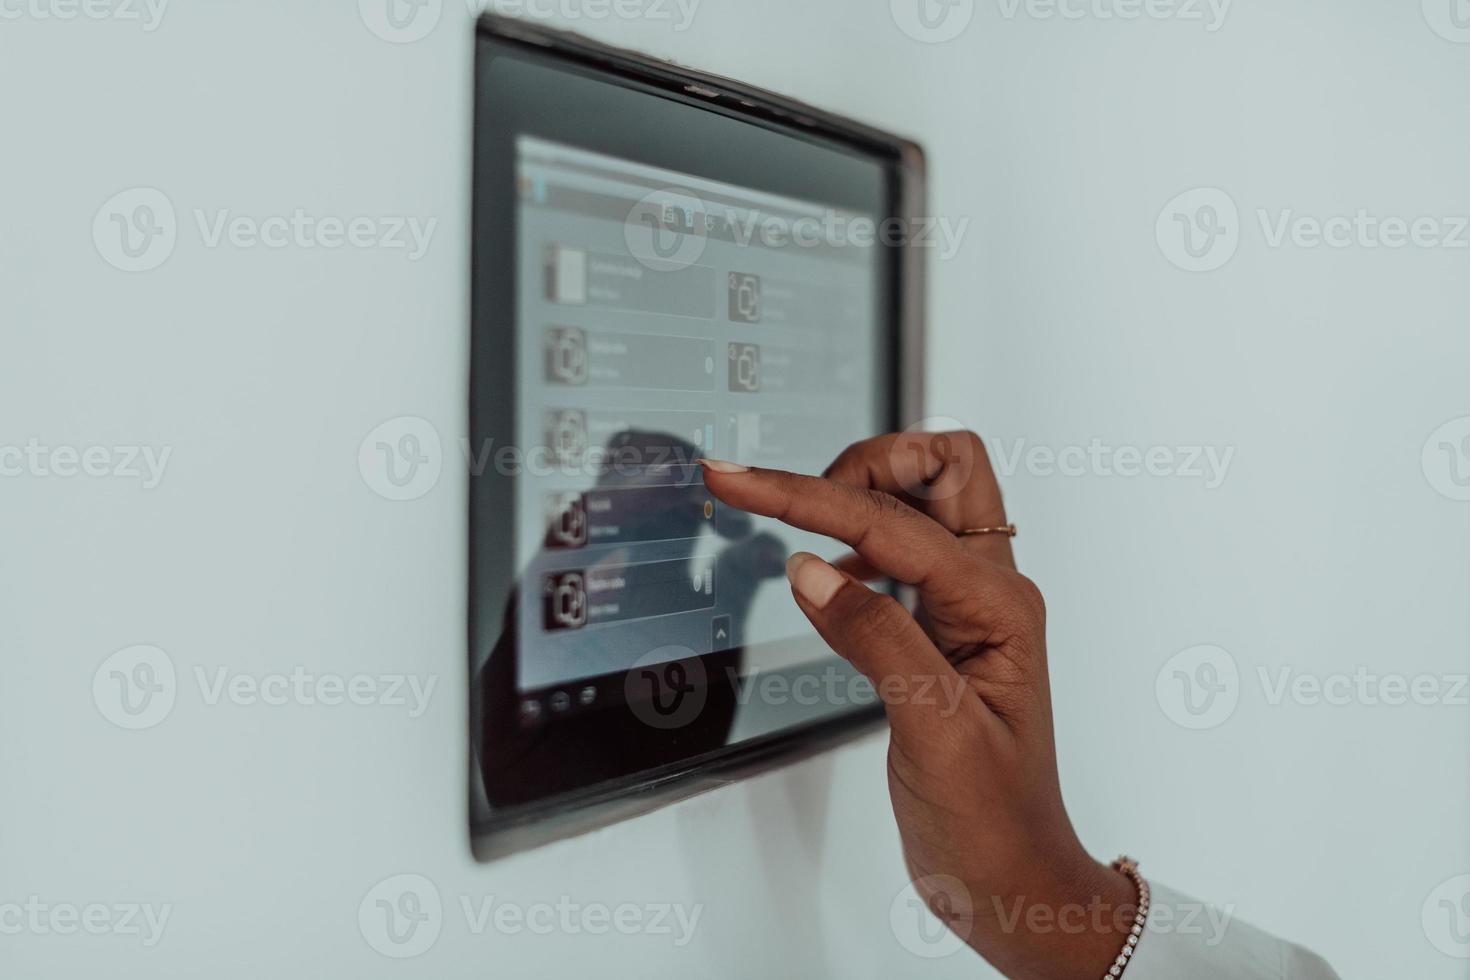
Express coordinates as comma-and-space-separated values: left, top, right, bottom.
3, 1, 1466, 977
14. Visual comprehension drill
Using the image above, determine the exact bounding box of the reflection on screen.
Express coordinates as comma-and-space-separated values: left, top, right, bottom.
513, 136, 883, 714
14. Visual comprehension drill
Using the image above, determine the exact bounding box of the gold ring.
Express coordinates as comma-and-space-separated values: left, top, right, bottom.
956, 524, 1017, 538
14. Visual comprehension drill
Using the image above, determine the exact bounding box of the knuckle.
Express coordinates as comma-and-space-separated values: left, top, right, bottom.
858, 486, 911, 519
951, 429, 987, 458
946, 429, 1002, 492
1009, 572, 1047, 623
855, 592, 912, 646
823, 440, 867, 480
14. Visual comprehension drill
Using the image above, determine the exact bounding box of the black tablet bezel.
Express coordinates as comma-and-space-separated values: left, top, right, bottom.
469, 14, 927, 857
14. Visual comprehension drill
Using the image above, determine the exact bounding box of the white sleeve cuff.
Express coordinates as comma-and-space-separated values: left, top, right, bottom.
1121, 882, 1340, 980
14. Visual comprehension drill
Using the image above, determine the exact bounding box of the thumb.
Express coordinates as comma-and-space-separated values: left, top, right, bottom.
785, 552, 967, 737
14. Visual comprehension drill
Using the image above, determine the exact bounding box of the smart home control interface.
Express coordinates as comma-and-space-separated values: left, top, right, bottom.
511, 136, 884, 724
470, 27, 909, 826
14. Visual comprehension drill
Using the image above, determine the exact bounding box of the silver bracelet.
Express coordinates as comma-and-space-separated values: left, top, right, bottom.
1102, 856, 1150, 979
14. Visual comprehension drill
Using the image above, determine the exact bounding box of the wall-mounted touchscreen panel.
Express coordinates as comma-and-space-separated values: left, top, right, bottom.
470, 17, 920, 852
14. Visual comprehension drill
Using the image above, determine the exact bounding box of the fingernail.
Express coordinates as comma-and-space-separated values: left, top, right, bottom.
698, 458, 748, 474
786, 552, 845, 609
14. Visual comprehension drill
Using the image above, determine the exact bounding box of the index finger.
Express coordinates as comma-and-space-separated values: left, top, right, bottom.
698, 459, 1008, 607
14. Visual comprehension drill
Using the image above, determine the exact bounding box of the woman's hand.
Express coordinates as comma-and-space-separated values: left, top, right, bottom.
700, 432, 1136, 980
